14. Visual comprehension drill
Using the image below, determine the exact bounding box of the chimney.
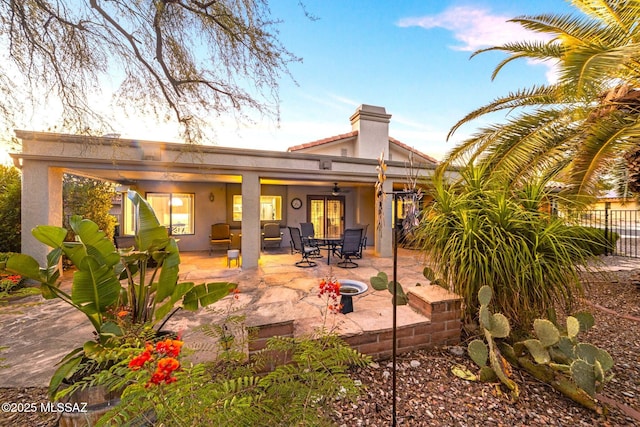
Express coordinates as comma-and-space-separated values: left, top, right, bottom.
350, 104, 391, 160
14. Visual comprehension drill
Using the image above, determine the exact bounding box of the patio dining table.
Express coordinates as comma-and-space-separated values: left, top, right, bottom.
317, 237, 343, 265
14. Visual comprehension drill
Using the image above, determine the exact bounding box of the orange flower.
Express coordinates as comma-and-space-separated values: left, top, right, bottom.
117, 310, 129, 318
157, 357, 180, 373
155, 338, 183, 358
128, 349, 153, 370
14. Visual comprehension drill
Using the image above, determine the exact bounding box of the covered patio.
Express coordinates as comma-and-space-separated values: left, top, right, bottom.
1, 247, 461, 387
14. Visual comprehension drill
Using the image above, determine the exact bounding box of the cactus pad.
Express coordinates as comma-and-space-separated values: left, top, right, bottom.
479, 305, 492, 330
423, 267, 436, 281
468, 339, 489, 367
575, 342, 599, 364
479, 366, 497, 382
478, 285, 492, 306
566, 316, 580, 339
571, 359, 597, 397
523, 339, 551, 364
490, 313, 510, 338
370, 272, 389, 291
533, 319, 560, 347
573, 311, 595, 333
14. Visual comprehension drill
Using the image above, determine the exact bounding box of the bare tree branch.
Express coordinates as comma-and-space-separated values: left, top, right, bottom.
0, 0, 302, 142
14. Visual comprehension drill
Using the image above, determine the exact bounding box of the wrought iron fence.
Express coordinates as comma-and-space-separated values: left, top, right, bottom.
573, 209, 640, 258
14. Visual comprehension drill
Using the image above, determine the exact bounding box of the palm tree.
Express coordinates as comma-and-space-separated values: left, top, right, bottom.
443, 0, 640, 199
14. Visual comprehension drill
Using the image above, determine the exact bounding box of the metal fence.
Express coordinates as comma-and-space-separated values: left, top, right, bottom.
574, 209, 640, 258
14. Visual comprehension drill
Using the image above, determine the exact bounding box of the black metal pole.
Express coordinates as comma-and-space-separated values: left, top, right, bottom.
392, 192, 398, 427
604, 203, 610, 256
382, 190, 413, 426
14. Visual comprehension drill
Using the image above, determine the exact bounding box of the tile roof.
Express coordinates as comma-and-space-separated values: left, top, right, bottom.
287, 131, 438, 165
286, 131, 358, 152
388, 137, 438, 164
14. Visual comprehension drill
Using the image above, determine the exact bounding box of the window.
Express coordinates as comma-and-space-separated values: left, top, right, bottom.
233, 195, 282, 221
123, 192, 194, 235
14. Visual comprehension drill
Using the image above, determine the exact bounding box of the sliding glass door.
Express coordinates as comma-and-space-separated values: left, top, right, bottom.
308, 196, 344, 238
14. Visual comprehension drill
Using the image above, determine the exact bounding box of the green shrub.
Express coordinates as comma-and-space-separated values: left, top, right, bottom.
95, 333, 370, 426
415, 164, 597, 331
63, 174, 117, 242
565, 226, 619, 256
0, 166, 21, 253
0, 252, 39, 301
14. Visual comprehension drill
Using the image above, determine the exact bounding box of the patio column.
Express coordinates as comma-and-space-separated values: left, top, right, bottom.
21, 161, 63, 265
374, 179, 393, 257
241, 172, 260, 268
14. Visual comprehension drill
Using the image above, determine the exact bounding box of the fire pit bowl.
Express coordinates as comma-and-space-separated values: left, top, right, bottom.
339, 279, 368, 314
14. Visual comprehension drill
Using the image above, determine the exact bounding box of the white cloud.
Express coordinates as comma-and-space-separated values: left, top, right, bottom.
397, 6, 559, 83
397, 6, 550, 52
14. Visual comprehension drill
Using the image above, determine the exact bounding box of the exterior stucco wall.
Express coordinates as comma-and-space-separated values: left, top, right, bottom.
14, 111, 440, 267
294, 140, 356, 157
127, 181, 230, 252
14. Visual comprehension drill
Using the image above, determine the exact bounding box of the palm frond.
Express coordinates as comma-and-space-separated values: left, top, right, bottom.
447, 84, 563, 139
569, 112, 640, 195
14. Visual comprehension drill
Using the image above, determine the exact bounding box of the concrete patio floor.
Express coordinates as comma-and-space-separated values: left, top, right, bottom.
0, 246, 452, 388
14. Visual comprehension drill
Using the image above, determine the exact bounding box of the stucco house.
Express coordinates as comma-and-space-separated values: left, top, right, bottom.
12, 104, 438, 268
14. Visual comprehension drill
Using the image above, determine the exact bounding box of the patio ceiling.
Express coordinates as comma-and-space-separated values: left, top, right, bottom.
62, 166, 377, 191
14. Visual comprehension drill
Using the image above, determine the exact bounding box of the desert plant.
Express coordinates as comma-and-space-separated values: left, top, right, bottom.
1, 190, 236, 398
520, 313, 614, 397
369, 271, 408, 305
415, 164, 598, 330
0, 165, 21, 253
464, 286, 613, 412
93, 332, 370, 426
466, 286, 519, 398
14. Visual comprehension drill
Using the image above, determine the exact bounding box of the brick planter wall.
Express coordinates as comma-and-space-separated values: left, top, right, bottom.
247, 285, 462, 362
342, 285, 462, 360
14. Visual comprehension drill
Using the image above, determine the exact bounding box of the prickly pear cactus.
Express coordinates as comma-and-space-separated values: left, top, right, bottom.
465, 286, 519, 398
370, 272, 408, 305
521, 312, 614, 397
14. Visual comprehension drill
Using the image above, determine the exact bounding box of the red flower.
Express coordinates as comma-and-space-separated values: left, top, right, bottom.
130, 340, 183, 387
128, 348, 153, 370
318, 278, 342, 314
157, 357, 180, 373
155, 338, 183, 358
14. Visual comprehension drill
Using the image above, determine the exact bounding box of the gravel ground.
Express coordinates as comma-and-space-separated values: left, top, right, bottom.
327, 260, 640, 427
1, 258, 639, 426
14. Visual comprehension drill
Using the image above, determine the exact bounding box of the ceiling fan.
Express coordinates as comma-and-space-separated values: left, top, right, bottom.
330, 182, 348, 196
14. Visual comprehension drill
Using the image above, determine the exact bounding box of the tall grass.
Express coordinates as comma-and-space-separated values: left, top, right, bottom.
415, 165, 600, 330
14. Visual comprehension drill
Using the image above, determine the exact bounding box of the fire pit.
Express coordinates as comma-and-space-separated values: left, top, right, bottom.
339, 279, 368, 314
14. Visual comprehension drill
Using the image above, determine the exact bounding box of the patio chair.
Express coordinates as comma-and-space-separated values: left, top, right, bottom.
261, 223, 283, 250
114, 235, 136, 250
354, 223, 369, 258
336, 228, 363, 268
288, 226, 317, 268
300, 222, 321, 258
209, 223, 233, 255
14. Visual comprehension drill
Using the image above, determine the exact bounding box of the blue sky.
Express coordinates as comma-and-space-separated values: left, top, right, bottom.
1, 0, 577, 164
219, 0, 574, 160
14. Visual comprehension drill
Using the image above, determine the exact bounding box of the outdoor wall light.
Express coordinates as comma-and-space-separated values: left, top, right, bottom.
209, 192, 215, 202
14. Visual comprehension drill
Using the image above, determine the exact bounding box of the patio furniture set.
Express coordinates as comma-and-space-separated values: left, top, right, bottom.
288, 223, 367, 269
207, 222, 369, 269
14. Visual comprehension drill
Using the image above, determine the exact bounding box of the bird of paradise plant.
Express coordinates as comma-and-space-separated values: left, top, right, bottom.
1, 191, 236, 398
